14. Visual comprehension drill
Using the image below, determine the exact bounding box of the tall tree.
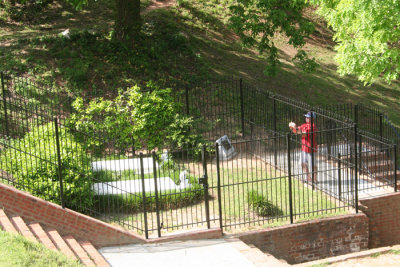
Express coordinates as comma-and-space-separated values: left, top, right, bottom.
311, 0, 400, 84
229, 0, 316, 76
66, 0, 141, 43
230, 0, 400, 84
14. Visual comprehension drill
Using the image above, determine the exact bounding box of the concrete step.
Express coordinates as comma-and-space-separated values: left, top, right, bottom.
11, 216, 37, 243
0, 209, 18, 233
47, 228, 78, 261
80, 240, 110, 267
29, 222, 58, 252
64, 236, 95, 267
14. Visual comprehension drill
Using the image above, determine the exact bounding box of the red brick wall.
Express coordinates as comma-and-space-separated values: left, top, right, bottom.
237, 214, 369, 264
0, 183, 222, 246
359, 192, 400, 248
0, 183, 145, 247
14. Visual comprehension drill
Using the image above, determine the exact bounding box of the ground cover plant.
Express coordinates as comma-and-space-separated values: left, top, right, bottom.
0, 122, 94, 212
0, 230, 82, 267
1, 0, 400, 128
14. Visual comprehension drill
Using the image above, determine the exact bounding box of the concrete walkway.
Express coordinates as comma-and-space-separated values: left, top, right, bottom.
99, 239, 288, 267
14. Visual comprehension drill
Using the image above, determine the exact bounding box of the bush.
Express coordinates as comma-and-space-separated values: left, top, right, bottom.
247, 190, 283, 217
95, 182, 204, 213
69, 84, 205, 156
0, 122, 94, 212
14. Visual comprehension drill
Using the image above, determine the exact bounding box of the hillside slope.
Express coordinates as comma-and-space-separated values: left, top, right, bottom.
0, 0, 399, 125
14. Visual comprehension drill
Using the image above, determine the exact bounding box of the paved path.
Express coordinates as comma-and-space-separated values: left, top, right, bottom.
99, 239, 288, 267
270, 145, 388, 200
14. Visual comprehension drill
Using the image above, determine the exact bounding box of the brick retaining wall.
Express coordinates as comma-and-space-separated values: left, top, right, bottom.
0, 183, 145, 247
237, 214, 369, 264
359, 192, 400, 248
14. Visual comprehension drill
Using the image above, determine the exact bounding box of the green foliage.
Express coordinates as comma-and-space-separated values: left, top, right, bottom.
96, 186, 204, 213
0, 231, 82, 267
69, 84, 204, 155
95, 173, 204, 213
310, 0, 400, 84
247, 190, 283, 217
0, 0, 53, 22
0, 122, 94, 212
229, 0, 316, 76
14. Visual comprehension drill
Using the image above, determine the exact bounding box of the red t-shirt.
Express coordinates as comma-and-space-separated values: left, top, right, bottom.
298, 123, 317, 153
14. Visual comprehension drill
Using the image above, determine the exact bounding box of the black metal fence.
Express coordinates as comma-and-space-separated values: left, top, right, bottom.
0, 73, 398, 238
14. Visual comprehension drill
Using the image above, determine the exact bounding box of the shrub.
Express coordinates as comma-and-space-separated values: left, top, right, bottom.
247, 190, 283, 217
95, 180, 204, 213
0, 122, 94, 212
68, 84, 205, 156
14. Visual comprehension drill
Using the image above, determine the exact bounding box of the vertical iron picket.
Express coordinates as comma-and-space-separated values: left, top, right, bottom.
54, 118, 65, 209
215, 143, 223, 232
354, 125, 359, 213
202, 145, 211, 229
240, 78, 245, 136
1, 72, 9, 137
152, 151, 161, 237
287, 133, 294, 224
338, 153, 342, 202
140, 153, 149, 239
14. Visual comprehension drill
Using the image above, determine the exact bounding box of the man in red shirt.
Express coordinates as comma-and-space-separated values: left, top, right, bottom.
289, 112, 318, 184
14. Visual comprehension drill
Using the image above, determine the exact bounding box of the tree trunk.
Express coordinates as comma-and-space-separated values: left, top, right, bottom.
114, 0, 141, 43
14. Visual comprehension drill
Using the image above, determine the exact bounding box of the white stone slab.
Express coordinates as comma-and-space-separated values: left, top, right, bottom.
93, 176, 192, 195
91, 157, 157, 174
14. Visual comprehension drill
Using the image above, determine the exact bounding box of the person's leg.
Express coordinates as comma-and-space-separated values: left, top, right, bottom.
300, 151, 310, 182
307, 152, 317, 184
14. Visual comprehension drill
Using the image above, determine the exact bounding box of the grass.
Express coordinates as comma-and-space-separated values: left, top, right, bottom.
103, 155, 349, 235
1, 0, 400, 129
0, 230, 82, 267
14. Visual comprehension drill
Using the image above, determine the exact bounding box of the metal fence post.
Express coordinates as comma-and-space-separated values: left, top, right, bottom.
54, 118, 65, 209
140, 153, 149, 239
1, 72, 9, 137
354, 124, 359, 213
338, 153, 342, 202
287, 133, 294, 224
215, 143, 223, 232
239, 78, 245, 137
272, 95, 277, 166
310, 110, 315, 190
152, 151, 161, 237
202, 144, 211, 229
394, 144, 398, 192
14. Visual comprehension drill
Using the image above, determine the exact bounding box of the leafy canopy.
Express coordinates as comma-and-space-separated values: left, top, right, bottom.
310, 0, 400, 84
230, 0, 400, 84
229, 0, 317, 76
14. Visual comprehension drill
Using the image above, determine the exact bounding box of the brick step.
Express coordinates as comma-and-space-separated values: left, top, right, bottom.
29, 222, 58, 252
65, 236, 96, 267
47, 228, 78, 261
11, 216, 37, 243
80, 240, 110, 267
0, 209, 18, 233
